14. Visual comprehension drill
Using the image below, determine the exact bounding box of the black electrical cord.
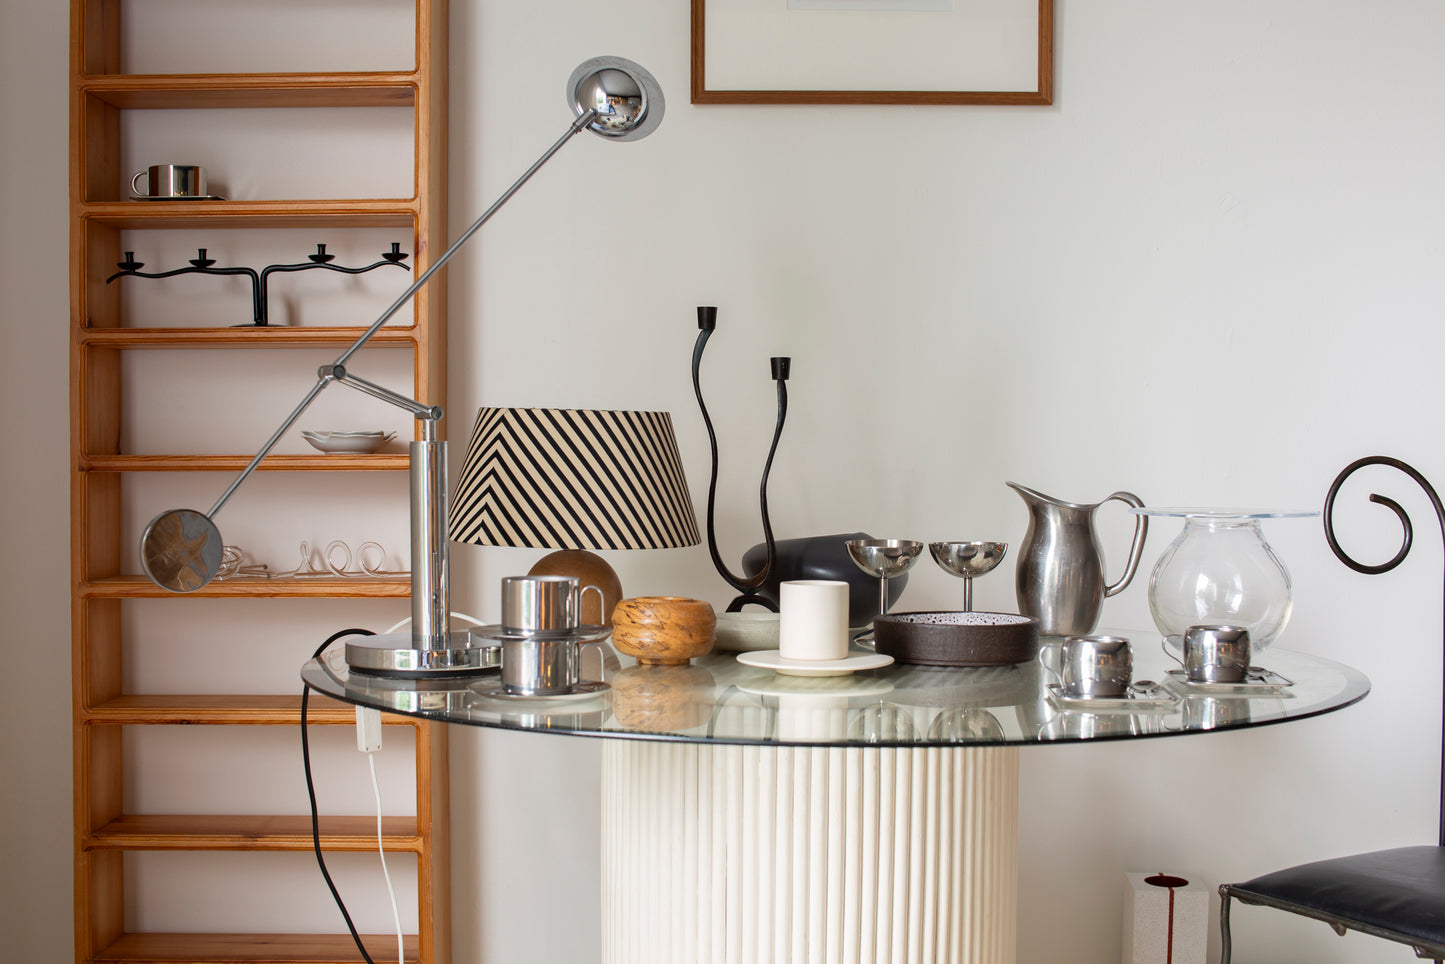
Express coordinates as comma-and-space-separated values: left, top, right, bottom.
301, 628, 378, 964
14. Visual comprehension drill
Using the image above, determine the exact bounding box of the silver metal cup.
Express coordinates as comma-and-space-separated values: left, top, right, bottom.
131, 164, 207, 198
500, 575, 579, 636
498, 575, 583, 695
1177, 624, 1251, 683
1061, 634, 1133, 698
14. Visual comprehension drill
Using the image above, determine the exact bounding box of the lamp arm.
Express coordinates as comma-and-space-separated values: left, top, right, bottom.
334, 107, 598, 368
203, 107, 599, 521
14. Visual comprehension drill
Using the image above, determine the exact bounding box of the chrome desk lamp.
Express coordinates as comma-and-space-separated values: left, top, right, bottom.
137, 57, 666, 678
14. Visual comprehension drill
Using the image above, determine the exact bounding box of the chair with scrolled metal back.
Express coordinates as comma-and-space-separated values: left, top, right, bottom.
1219, 456, 1445, 963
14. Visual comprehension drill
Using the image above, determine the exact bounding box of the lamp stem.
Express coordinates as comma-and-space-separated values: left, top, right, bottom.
411, 418, 450, 647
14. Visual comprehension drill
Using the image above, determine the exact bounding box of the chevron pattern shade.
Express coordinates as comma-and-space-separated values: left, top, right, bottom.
449, 407, 700, 551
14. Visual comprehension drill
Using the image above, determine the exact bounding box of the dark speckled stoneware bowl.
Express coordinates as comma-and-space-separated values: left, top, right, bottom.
873, 611, 1040, 666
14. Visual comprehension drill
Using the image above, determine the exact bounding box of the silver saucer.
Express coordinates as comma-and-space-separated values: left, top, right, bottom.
1164, 668, 1293, 693
1046, 681, 1179, 711
129, 194, 227, 201
468, 679, 610, 702
469, 624, 611, 644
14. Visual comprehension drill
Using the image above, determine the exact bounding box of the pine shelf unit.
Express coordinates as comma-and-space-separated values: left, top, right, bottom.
69, 2, 451, 962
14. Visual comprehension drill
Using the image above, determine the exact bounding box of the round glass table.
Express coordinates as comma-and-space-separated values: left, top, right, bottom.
303, 634, 1368, 963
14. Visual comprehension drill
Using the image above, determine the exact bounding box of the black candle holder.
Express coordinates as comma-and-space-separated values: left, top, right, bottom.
106, 243, 410, 327
691, 305, 792, 612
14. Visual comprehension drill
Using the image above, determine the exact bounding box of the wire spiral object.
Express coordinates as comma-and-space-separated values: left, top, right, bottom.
216, 540, 406, 579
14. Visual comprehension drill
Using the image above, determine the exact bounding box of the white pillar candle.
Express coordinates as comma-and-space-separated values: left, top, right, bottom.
780, 579, 850, 660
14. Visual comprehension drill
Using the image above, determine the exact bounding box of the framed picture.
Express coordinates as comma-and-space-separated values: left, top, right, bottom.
691, 0, 1053, 106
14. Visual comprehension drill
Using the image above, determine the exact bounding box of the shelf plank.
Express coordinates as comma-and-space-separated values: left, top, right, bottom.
81, 575, 411, 598
79, 198, 418, 229
96, 932, 418, 964
82, 454, 412, 472
76, 326, 420, 350
81, 72, 419, 109
87, 814, 422, 852
82, 695, 419, 726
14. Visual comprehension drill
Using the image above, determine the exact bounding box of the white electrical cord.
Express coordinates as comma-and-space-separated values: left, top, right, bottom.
367, 753, 405, 964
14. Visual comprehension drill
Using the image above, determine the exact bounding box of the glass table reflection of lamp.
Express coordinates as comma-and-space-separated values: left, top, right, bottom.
136, 57, 670, 678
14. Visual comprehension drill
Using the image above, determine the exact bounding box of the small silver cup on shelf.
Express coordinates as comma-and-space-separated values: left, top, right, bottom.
131, 164, 208, 198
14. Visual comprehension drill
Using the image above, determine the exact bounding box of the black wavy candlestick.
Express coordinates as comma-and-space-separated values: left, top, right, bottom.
692, 305, 791, 612
107, 243, 409, 327
1322, 455, 1445, 844
258, 244, 410, 327
107, 249, 264, 325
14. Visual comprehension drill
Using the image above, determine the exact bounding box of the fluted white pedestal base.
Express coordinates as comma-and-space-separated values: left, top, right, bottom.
602, 743, 1019, 964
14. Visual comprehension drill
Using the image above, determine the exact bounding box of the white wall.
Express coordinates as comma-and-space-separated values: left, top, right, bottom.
6, 1, 1445, 962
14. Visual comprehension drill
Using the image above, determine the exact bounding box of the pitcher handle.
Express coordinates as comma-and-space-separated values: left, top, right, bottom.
1101, 491, 1149, 597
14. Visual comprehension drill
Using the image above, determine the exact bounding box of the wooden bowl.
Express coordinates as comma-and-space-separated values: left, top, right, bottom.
873, 611, 1039, 666
610, 596, 717, 665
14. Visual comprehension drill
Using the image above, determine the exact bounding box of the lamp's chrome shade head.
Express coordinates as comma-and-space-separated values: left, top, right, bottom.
140, 508, 224, 592
449, 408, 700, 551
568, 56, 665, 142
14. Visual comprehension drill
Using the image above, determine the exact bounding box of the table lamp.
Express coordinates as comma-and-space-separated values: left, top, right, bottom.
136, 57, 667, 679
448, 407, 701, 625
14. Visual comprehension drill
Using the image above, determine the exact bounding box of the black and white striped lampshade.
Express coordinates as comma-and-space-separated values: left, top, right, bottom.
448, 407, 700, 550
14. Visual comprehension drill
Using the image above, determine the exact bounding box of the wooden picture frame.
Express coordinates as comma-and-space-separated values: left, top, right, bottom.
691, 0, 1053, 106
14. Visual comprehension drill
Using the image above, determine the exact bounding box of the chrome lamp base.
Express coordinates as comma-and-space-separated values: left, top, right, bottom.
344, 631, 501, 678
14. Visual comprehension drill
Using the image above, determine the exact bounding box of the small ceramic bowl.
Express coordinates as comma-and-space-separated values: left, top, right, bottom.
873, 611, 1039, 666
711, 611, 782, 652
610, 596, 717, 665
301, 430, 396, 454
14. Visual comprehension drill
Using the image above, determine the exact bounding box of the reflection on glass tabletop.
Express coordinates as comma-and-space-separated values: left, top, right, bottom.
301, 630, 1368, 749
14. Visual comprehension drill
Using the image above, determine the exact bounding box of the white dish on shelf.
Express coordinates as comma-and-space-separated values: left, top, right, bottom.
301, 430, 396, 454
736, 650, 894, 678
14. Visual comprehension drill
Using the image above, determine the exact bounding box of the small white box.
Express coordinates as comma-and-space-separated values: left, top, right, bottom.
1123, 871, 1209, 964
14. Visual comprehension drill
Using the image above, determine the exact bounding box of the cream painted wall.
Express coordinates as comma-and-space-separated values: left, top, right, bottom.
6, 1, 1444, 962
447, 2, 1445, 963
0, 0, 76, 959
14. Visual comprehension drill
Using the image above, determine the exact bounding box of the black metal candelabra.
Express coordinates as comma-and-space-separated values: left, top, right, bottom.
106, 243, 410, 327
691, 305, 792, 612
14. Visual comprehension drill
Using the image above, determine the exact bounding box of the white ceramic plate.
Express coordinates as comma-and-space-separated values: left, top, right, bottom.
736, 650, 894, 677
301, 430, 396, 454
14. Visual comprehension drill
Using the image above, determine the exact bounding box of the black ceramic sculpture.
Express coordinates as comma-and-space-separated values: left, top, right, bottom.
741, 532, 908, 627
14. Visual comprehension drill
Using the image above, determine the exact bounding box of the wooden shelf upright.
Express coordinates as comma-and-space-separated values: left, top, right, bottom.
69, 2, 451, 961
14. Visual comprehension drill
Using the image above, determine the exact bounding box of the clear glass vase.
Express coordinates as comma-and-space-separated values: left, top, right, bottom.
1136, 509, 1314, 653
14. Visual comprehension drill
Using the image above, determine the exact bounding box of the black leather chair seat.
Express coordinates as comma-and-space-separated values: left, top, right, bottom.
1226, 846, 1445, 952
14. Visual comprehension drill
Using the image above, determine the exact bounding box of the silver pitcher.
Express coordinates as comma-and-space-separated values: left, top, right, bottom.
1007, 482, 1148, 637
